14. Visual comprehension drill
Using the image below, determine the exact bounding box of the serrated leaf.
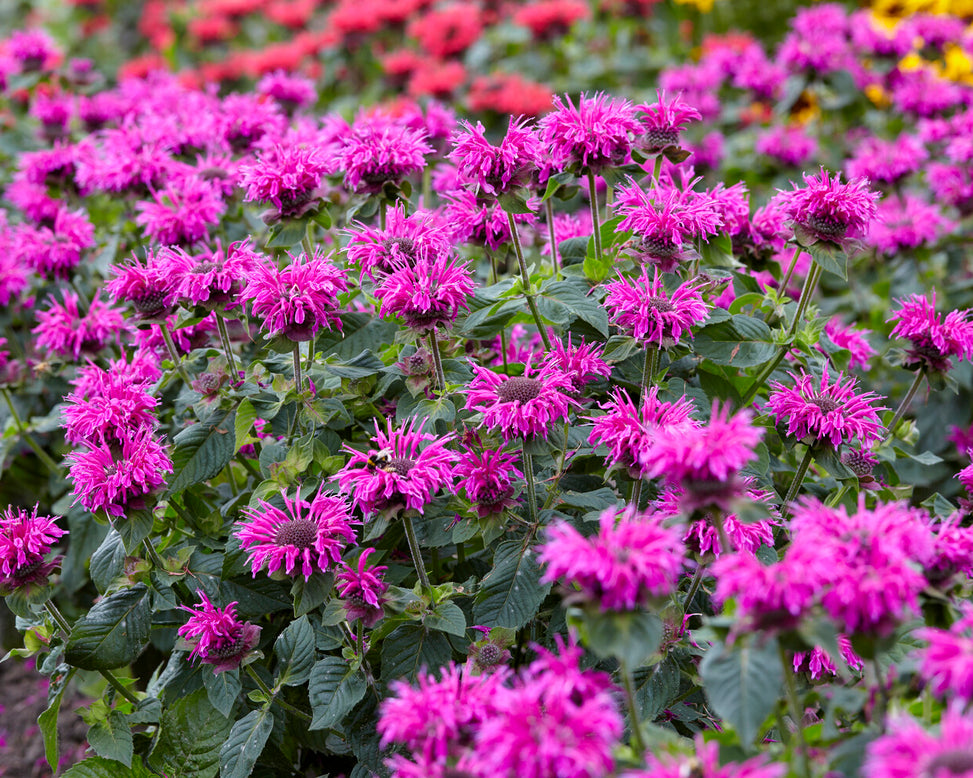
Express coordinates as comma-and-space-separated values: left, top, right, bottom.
635, 657, 682, 721
291, 572, 332, 618
267, 219, 308, 248
498, 189, 535, 214
315, 313, 399, 362
425, 601, 467, 637
39, 668, 74, 771
148, 688, 232, 778
219, 708, 274, 778
694, 316, 777, 367
90, 530, 126, 593
380, 624, 452, 683
805, 239, 848, 280
699, 636, 783, 746
117, 507, 156, 554
203, 669, 241, 718
234, 399, 257, 453
473, 540, 550, 630
61, 756, 155, 778
66, 585, 151, 670
275, 615, 315, 687
579, 608, 664, 667
167, 408, 237, 496
87, 710, 134, 768
538, 280, 609, 336
308, 656, 368, 730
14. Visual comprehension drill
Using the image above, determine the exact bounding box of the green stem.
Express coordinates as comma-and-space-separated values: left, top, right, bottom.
1, 388, 60, 475
356, 619, 365, 658
142, 538, 169, 572
640, 345, 658, 400
293, 344, 304, 393
216, 315, 239, 380
522, 448, 540, 528
630, 477, 643, 510
305, 335, 314, 377
882, 370, 926, 444
301, 222, 314, 259
783, 446, 817, 516
401, 514, 432, 595
506, 211, 552, 352
429, 331, 447, 395
712, 509, 732, 555
159, 322, 192, 386
379, 201, 387, 232
740, 347, 788, 407
587, 170, 603, 265
780, 644, 812, 778
544, 198, 561, 281
651, 154, 663, 185
779, 245, 803, 293
620, 658, 647, 754
45, 602, 140, 705
825, 483, 850, 508
682, 564, 706, 614
244, 665, 312, 722
786, 262, 822, 341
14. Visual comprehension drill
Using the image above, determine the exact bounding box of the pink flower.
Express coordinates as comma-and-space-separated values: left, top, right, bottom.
625, 737, 785, 778
165, 239, 261, 309
14, 208, 95, 279
236, 487, 358, 580
373, 253, 475, 332
682, 483, 780, 558
755, 125, 818, 167
335, 417, 457, 518
105, 249, 177, 320
604, 267, 710, 347
464, 363, 578, 442
846, 133, 927, 184
442, 188, 539, 251
449, 117, 542, 196
61, 368, 159, 446
635, 89, 701, 153
539, 505, 685, 611
239, 143, 329, 220
765, 367, 886, 447
455, 447, 523, 518
336, 547, 388, 627
0, 505, 66, 594
539, 92, 640, 174
783, 167, 880, 249
32, 292, 129, 361
792, 635, 864, 681
333, 114, 432, 195
863, 710, 973, 778
888, 291, 973, 373
917, 606, 973, 702
823, 318, 876, 370
346, 204, 452, 281
177, 591, 261, 674
135, 178, 226, 246
868, 195, 955, 256
241, 248, 347, 342
540, 335, 610, 391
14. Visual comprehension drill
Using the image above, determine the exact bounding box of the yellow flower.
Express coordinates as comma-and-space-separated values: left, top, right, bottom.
674, 0, 717, 13
941, 43, 973, 83
865, 84, 892, 107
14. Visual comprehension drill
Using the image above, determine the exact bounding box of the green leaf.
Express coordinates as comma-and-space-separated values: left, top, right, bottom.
234, 399, 257, 453
699, 636, 783, 746
473, 540, 551, 630
275, 615, 316, 687
219, 708, 274, 778
425, 601, 467, 637
117, 507, 156, 554
166, 408, 237, 496
291, 572, 332, 618
380, 623, 452, 683
541, 171, 577, 202
538, 280, 609, 336
203, 669, 241, 718
267, 219, 308, 248
87, 710, 134, 768
308, 656, 368, 730
694, 316, 777, 367
39, 668, 75, 772
316, 312, 399, 362
635, 657, 682, 721
558, 236, 588, 266
148, 688, 232, 778
498, 189, 535, 214
576, 608, 664, 667
90, 530, 126, 593
61, 756, 155, 778
66, 585, 151, 670
805, 238, 848, 281
583, 251, 614, 284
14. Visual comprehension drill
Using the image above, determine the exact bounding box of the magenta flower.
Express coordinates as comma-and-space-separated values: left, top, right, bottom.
755, 125, 818, 168
635, 89, 701, 153
682, 483, 780, 558
539, 505, 685, 611
765, 367, 887, 447
868, 195, 955, 256
32, 292, 128, 361
626, 737, 785, 778
614, 180, 723, 271
888, 291, 973, 373
61, 369, 159, 446
333, 114, 432, 195
105, 249, 177, 320
540, 334, 611, 392
917, 606, 973, 703
443, 188, 539, 251
165, 239, 261, 310
335, 417, 457, 518
783, 168, 880, 249
373, 253, 475, 332
863, 710, 973, 778
588, 386, 697, 477
335, 547, 388, 627
792, 635, 864, 681
449, 116, 542, 196
539, 92, 640, 174
603, 267, 710, 347
241, 248, 347, 342
67, 429, 173, 518
823, 318, 876, 370
846, 134, 927, 184
256, 70, 316, 113
239, 143, 329, 221
177, 591, 261, 674
236, 487, 358, 581
464, 363, 578, 442
0, 505, 66, 594
346, 204, 452, 281
135, 178, 226, 246
14, 208, 95, 279
455, 447, 523, 518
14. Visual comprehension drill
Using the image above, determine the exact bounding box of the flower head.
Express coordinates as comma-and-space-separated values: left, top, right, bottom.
336, 417, 457, 518
635, 89, 702, 153
765, 367, 887, 447
455, 447, 524, 518
539, 505, 685, 611
346, 205, 452, 281
336, 547, 388, 627
236, 487, 358, 580
540, 334, 611, 392
32, 293, 128, 361
239, 143, 329, 221
449, 117, 542, 196
61, 368, 159, 446
464, 363, 578, 442
373, 253, 475, 332
823, 318, 876, 370
539, 92, 640, 174
334, 114, 432, 195
177, 591, 261, 674
863, 710, 973, 778
783, 168, 880, 249
917, 606, 973, 703
604, 267, 710, 348
165, 239, 261, 310
626, 737, 785, 778
0, 506, 66, 594
135, 178, 226, 246
105, 249, 177, 320
888, 291, 973, 373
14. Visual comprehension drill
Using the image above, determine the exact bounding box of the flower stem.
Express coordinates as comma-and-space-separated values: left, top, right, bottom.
544, 198, 561, 281
640, 345, 658, 400
786, 262, 822, 340
586, 169, 603, 265
429, 331, 447, 395
825, 483, 850, 508
506, 211, 552, 352
882, 370, 926, 444
1, 388, 60, 475
740, 347, 788, 407
682, 564, 706, 614
293, 343, 304, 393
779, 245, 803, 294
522, 449, 540, 528
783, 445, 816, 516
159, 322, 192, 386
401, 514, 432, 595
142, 538, 168, 572
301, 222, 314, 260
216, 314, 239, 380
244, 664, 311, 722
619, 658, 647, 754
651, 154, 663, 185
356, 619, 365, 657
45, 601, 140, 705
780, 644, 812, 778
712, 509, 732, 555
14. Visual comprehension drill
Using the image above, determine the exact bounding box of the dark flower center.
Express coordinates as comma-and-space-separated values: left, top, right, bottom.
497, 377, 542, 404
924, 750, 973, 776
806, 214, 848, 240
384, 457, 415, 476
646, 296, 675, 313
812, 395, 840, 414
476, 643, 503, 666
191, 261, 220, 275
273, 518, 318, 549
207, 631, 245, 659
642, 128, 679, 151
640, 236, 680, 258
13, 556, 44, 580
132, 290, 168, 316
841, 450, 874, 477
